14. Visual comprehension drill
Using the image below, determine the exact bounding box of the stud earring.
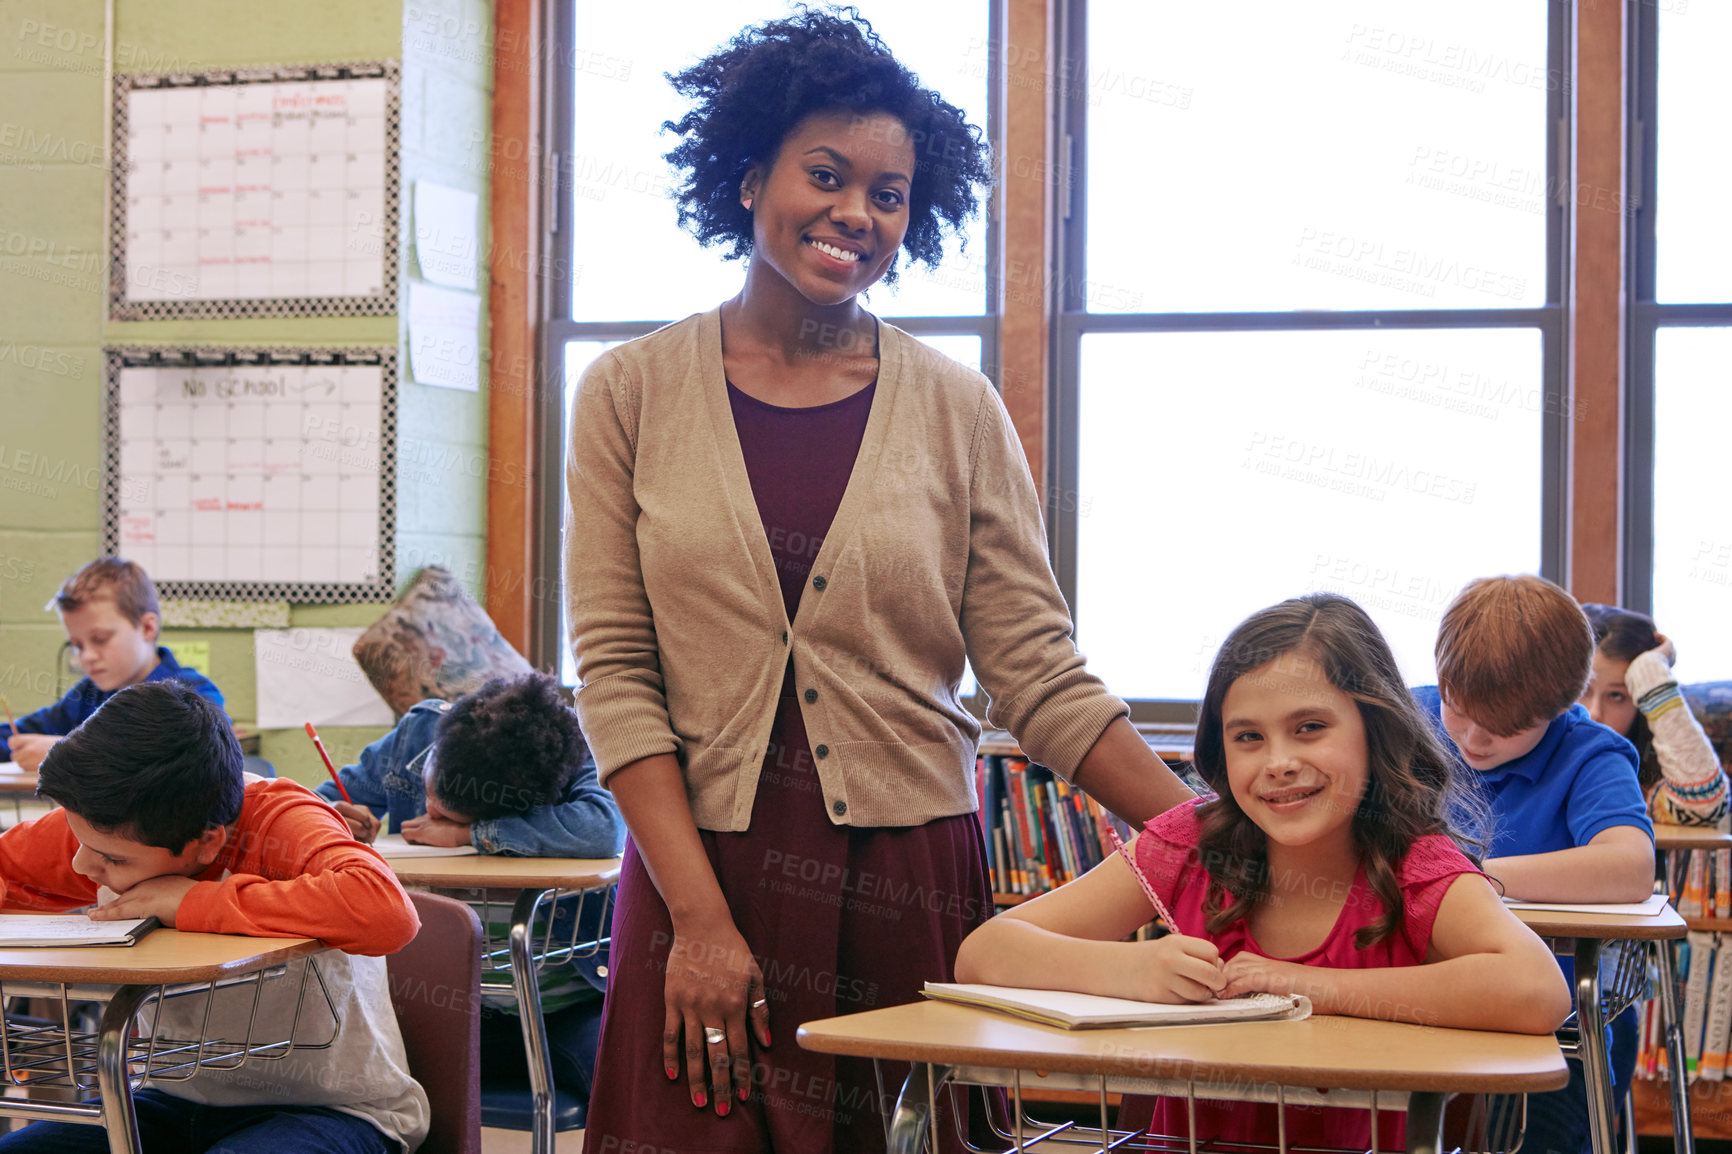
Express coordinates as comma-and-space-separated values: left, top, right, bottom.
742, 197, 753, 211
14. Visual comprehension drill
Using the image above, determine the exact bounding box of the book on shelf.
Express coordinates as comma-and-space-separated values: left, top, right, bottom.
923, 982, 1311, 1030
1702, 931, 1732, 1082
977, 754, 1133, 899
0, 914, 159, 948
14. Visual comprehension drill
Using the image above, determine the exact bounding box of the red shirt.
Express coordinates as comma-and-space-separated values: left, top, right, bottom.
1134, 798, 1482, 1149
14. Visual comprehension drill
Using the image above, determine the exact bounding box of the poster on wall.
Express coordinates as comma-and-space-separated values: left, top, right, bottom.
103, 347, 397, 603
109, 61, 400, 320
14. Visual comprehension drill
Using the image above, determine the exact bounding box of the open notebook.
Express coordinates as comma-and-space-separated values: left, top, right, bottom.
1500, 893, 1670, 916
370, 833, 478, 859
0, 915, 160, 948
923, 983, 1312, 1030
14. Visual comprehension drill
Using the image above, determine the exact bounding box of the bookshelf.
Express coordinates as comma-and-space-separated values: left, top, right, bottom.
975, 728, 1194, 907
1637, 827, 1732, 1139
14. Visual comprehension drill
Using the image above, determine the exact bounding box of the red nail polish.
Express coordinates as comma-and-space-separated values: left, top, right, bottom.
718, 1100, 731, 1117
738, 1085, 749, 1101
666, 1066, 677, 1080
694, 1092, 707, 1108
765, 1031, 772, 1046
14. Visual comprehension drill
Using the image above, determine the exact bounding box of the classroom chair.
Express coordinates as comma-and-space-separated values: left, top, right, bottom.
388, 891, 484, 1154
240, 755, 275, 778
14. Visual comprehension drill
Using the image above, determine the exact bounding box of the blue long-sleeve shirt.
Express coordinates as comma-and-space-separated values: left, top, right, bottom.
312, 699, 625, 859
315, 698, 624, 1002
0, 647, 225, 760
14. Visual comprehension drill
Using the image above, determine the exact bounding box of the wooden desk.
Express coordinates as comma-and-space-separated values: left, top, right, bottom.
1510, 902, 1689, 1154
387, 854, 619, 1154
1653, 823, 1732, 854
0, 929, 323, 1154
799, 1000, 1568, 1154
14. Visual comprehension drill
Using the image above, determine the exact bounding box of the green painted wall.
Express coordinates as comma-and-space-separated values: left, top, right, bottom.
0, 0, 493, 788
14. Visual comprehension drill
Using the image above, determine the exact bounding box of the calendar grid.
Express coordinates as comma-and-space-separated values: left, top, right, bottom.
103, 347, 398, 603
109, 61, 401, 321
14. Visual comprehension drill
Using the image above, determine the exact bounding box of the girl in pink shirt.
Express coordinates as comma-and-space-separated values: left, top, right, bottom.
955, 593, 1571, 1149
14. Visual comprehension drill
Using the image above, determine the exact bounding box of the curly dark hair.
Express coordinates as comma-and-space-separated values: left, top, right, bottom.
661, 6, 992, 285
428, 673, 586, 822
1190, 594, 1489, 950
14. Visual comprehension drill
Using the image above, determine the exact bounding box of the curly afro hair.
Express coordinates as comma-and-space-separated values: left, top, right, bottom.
662, 6, 992, 285
428, 673, 587, 822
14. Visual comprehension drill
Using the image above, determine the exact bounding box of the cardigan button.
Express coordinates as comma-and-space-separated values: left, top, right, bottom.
811, 575, 827, 591
832, 800, 847, 816
815, 744, 829, 759
804, 688, 817, 704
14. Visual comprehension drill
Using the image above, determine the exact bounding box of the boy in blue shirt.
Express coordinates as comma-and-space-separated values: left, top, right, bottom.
1, 558, 224, 771
1414, 574, 1653, 1154
316, 671, 623, 1110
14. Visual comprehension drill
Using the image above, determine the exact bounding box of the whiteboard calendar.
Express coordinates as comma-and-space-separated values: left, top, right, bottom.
103, 349, 398, 604
110, 63, 400, 320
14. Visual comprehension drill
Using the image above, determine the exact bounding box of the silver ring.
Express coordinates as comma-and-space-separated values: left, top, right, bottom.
751, 998, 767, 1010
703, 1026, 726, 1046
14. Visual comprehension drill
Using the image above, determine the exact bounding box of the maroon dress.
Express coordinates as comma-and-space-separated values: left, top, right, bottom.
582, 381, 996, 1153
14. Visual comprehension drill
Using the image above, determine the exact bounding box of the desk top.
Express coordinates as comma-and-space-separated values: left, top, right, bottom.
387, 854, 620, 890
0, 929, 320, 984
798, 1001, 1569, 1095
1510, 901, 1687, 941
1654, 823, 1732, 852
0, 769, 40, 797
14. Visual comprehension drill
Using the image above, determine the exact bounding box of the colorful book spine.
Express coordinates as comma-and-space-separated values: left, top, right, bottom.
1718, 849, 1732, 920
1685, 930, 1715, 1081
1701, 933, 1732, 1082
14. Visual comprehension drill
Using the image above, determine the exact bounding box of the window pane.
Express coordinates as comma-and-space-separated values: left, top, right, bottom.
560, 339, 619, 686
1652, 328, 1732, 681
571, 1, 987, 322
1656, 6, 1732, 303
1086, 2, 1548, 313
910, 333, 981, 372
1075, 329, 1543, 699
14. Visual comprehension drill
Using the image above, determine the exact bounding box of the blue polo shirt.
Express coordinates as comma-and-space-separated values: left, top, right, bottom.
0, 646, 226, 760
1411, 687, 1652, 855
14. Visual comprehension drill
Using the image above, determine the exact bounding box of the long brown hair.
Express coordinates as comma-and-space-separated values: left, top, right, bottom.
1581, 603, 1662, 793
1191, 593, 1486, 949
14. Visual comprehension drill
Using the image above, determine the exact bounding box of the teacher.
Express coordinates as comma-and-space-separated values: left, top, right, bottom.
566, 11, 1195, 1151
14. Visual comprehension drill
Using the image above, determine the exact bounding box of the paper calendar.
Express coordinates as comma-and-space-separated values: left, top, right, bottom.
103, 348, 397, 603
110, 62, 400, 320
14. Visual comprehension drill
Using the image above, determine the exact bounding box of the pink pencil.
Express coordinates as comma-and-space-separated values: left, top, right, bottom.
1103, 822, 1177, 931
303, 722, 353, 804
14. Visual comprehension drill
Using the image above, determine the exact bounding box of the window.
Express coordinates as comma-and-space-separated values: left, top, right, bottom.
1628, 2, 1732, 680
1052, 1, 1566, 710
543, 2, 1000, 680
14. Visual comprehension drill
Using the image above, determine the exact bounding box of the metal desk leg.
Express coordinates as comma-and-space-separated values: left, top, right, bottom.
1405, 1090, 1445, 1154
1655, 937, 1696, 1154
95, 985, 152, 1154
510, 888, 558, 1154
888, 1062, 950, 1154
1576, 940, 1619, 1154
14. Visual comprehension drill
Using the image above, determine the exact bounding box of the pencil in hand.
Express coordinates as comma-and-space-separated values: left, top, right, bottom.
303, 721, 353, 804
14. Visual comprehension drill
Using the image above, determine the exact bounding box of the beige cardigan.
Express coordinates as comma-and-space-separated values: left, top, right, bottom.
564, 308, 1127, 830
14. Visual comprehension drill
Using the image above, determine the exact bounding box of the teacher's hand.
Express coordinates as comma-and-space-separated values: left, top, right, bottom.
664, 914, 771, 1115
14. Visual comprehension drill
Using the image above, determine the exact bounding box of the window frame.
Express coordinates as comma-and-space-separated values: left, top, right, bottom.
1046, 0, 1572, 722
1622, 1, 1732, 611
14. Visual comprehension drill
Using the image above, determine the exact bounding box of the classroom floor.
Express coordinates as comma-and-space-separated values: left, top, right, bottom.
482, 1126, 557, 1152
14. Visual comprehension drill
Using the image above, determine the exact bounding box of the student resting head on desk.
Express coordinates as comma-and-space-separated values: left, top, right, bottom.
955, 592, 1571, 1151
1580, 601, 1729, 828
0, 557, 225, 773
0, 680, 427, 1154
314, 670, 625, 1112
1411, 575, 1658, 1154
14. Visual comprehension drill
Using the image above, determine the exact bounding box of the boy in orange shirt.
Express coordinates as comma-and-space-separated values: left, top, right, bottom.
0, 682, 427, 1154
